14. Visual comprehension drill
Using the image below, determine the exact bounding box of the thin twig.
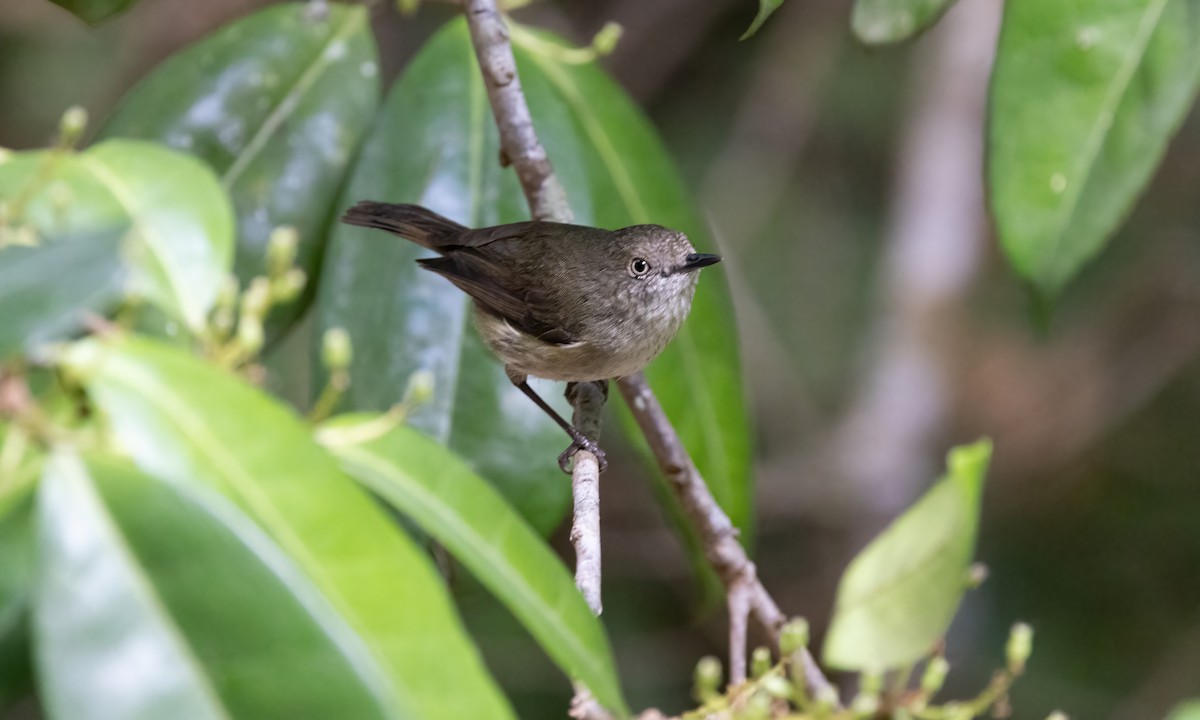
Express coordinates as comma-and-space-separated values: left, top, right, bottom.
463, 0, 605, 617
464, 0, 571, 223
568, 381, 606, 614
727, 582, 751, 686
616, 374, 835, 699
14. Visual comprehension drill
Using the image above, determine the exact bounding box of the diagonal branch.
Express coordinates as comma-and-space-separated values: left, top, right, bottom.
462, 0, 835, 708
616, 374, 832, 695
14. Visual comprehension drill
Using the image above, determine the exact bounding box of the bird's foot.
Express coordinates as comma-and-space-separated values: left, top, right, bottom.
558, 436, 608, 474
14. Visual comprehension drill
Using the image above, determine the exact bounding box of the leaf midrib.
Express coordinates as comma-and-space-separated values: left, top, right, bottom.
77, 153, 197, 329
441, 33, 487, 447
222, 8, 362, 189
1044, 0, 1169, 282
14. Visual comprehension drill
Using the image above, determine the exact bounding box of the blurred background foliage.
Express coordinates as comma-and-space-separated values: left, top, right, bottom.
2, 0, 1200, 718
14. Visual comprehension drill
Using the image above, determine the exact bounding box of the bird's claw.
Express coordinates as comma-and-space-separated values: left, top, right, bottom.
558, 436, 608, 474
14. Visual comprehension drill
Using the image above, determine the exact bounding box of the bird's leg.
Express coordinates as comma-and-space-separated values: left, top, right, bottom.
564, 379, 608, 471
506, 370, 607, 473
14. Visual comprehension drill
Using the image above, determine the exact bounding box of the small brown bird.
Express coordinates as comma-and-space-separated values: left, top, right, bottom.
341, 202, 721, 472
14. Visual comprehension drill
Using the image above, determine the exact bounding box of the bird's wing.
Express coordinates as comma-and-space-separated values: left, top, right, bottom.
448, 220, 578, 249
417, 251, 575, 344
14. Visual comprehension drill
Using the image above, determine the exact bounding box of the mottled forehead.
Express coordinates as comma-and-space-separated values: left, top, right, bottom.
614, 224, 695, 257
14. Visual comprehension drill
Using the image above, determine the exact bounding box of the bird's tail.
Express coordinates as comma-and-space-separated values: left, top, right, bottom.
340, 201, 467, 250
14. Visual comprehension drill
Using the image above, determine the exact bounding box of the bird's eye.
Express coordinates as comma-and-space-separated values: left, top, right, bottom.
629, 257, 651, 277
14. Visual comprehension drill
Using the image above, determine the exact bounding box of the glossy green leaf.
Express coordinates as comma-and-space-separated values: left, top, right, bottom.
0, 228, 124, 361
0, 141, 234, 333
742, 0, 786, 39
823, 440, 991, 671
35, 452, 394, 720
314, 20, 569, 534
62, 335, 514, 720
852, 0, 959, 44
317, 21, 752, 539
100, 3, 380, 331
989, 0, 1200, 295
324, 416, 628, 717
48, 0, 139, 25
512, 27, 754, 537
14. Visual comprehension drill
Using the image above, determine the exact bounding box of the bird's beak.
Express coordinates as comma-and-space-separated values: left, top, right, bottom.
678, 253, 722, 274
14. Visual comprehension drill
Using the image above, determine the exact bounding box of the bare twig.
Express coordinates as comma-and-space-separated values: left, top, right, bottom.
616, 374, 834, 698
464, 0, 571, 223
568, 380, 606, 614
462, 0, 836, 707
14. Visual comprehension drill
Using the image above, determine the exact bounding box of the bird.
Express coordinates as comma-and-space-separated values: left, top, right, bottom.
341, 201, 721, 473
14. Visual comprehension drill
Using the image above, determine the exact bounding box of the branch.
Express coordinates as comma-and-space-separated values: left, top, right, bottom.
463, 0, 604, 613
616, 374, 833, 696
568, 381, 606, 614
462, 0, 835, 705
464, 0, 571, 223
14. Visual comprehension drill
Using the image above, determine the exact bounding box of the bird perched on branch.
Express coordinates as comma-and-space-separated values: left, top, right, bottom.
341, 201, 721, 473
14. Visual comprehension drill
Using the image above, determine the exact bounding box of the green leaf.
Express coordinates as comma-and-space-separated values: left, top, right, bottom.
0, 228, 125, 361
988, 0, 1200, 296
47, 0, 139, 25
62, 335, 514, 720
822, 440, 991, 671
0, 141, 235, 333
1168, 700, 1200, 720
851, 0, 960, 44
313, 20, 570, 534
35, 452, 394, 720
0, 479, 35, 710
0, 480, 36, 646
742, 0, 786, 39
324, 416, 628, 717
512, 27, 754, 538
99, 3, 380, 333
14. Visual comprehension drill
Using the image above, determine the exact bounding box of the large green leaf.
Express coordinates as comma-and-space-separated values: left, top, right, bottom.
822, 440, 991, 671
48, 0, 139, 25
989, 0, 1200, 296
100, 4, 380, 332
62, 335, 514, 720
852, 0, 960, 44
316, 21, 752, 539
35, 452, 394, 720
324, 416, 628, 717
0, 141, 234, 333
0, 228, 124, 361
313, 20, 569, 534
